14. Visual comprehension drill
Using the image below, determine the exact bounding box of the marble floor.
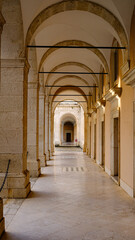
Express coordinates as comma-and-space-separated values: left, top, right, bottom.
1, 147, 135, 240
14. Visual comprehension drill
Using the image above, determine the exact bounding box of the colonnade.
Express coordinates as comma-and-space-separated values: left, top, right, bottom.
0, 0, 135, 237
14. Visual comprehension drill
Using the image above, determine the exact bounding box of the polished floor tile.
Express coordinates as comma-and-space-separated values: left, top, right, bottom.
1, 147, 135, 240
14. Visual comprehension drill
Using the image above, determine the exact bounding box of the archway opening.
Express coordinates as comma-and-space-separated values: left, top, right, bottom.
64, 121, 74, 143
53, 100, 84, 148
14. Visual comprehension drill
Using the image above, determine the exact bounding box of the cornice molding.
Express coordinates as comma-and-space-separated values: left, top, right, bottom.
122, 68, 135, 87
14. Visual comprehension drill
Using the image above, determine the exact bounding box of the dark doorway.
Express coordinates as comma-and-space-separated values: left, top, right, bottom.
101, 121, 105, 167
66, 133, 71, 142
94, 124, 96, 160
114, 117, 119, 177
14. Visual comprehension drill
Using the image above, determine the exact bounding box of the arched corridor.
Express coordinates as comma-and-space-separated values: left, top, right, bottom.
0, 0, 135, 238
2, 147, 135, 240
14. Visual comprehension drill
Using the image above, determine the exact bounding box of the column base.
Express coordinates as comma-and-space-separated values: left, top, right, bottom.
45, 151, 50, 161
27, 159, 41, 177
39, 155, 46, 167
86, 148, 89, 155
83, 147, 86, 152
0, 170, 30, 199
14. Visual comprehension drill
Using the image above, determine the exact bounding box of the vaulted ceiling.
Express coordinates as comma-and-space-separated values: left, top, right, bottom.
20, 0, 135, 110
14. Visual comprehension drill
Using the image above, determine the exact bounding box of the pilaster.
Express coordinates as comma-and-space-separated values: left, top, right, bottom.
122, 68, 135, 196
51, 112, 55, 154
48, 105, 52, 158
39, 93, 46, 167
45, 101, 49, 161
27, 82, 41, 177
83, 113, 88, 152
0, 12, 5, 237
0, 58, 31, 198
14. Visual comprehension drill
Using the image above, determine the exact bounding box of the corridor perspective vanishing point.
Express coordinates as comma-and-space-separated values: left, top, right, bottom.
0, 0, 135, 239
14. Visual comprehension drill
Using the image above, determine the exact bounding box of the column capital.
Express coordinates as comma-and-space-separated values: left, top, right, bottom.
122, 67, 135, 87
1, 58, 30, 69
28, 81, 38, 89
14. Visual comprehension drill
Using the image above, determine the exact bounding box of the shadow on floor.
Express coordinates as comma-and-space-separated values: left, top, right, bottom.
28, 190, 59, 199
1, 232, 51, 240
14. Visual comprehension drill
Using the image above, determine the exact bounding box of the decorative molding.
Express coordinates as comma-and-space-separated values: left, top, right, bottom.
95, 98, 106, 109
122, 67, 135, 87
105, 86, 122, 102
1, 59, 30, 69
28, 82, 38, 89
120, 179, 134, 197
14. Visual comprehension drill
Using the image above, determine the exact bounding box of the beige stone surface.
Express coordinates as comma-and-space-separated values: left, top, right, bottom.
0, 171, 30, 199
1, 147, 135, 240
120, 81, 134, 188
105, 101, 111, 172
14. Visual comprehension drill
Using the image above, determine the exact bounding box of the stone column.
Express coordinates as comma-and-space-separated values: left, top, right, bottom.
83, 113, 87, 152
87, 115, 91, 156
27, 81, 40, 177
45, 101, 49, 161
0, 58, 31, 198
0, 11, 5, 238
39, 92, 46, 167
61, 122, 64, 144
48, 105, 51, 158
51, 112, 55, 154
60, 123, 62, 145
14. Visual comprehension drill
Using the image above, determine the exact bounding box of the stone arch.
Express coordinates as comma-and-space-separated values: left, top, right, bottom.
1, 0, 24, 59
48, 75, 91, 96
45, 61, 98, 86
39, 40, 109, 74
52, 97, 87, 114
60, 112, 77, 124
50, 86, 88, 103
61, 112, 78, 144
25, 0, 128, 60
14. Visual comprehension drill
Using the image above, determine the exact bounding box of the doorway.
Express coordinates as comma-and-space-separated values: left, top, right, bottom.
66, 133, 71, 142
101, 121, 105, 167
114, 117, 119, 177
94, 124, 96, 160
